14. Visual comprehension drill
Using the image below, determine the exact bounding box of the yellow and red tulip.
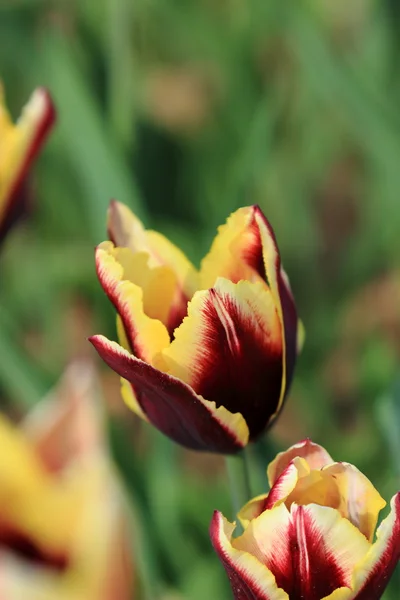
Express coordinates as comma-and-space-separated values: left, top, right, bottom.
0, 83, 55, 242
90, 201, 302, 453
0, 363, 133, 600
211, 439, 400, 599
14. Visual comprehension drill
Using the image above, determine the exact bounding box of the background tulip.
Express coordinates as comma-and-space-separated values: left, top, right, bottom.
211, 439, 400, 600
91, 201, 302, 453
0, 362, 134, 600
0, 83, 55, 243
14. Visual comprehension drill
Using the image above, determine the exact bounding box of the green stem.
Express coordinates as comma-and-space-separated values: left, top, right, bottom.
225, 450, 252, 522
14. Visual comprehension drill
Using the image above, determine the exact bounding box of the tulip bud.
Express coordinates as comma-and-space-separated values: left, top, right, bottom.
0, 84, 55, 243
211, 439, 400, 599
0, 363, 133, 600
91, 202, 303, 453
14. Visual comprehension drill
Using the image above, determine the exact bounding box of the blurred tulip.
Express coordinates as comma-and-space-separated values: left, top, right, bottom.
0, 83, 55, 243
90, 201, 302, 454
0, 362, 133, 600
211, 439, 400, 599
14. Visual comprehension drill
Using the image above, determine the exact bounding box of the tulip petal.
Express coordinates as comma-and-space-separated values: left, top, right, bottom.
319, 463, 386, 542
210, 511, 288, 600
267, 439, 333, 487
22, 361, 103, 472
254, 208, 300, 412
108, 200, 198, 331
160, 277, 283, 439
95, 242, 170, 363
234, 503, 370, 600
239, 460, 303, 528
90, 335, 249, 452
201, 206, 301, 421
200, 206, 267, 289
0, 415, 89, 560
0, 86, 55, 241
350, 492, 400, 600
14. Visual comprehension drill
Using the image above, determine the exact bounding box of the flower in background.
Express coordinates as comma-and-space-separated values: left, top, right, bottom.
0, 83, 55, 243
0, 362, 133, 600
90, 201, 302, 454
211, 439, 400, 599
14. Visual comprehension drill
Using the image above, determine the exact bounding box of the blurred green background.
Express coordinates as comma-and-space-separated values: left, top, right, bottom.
1, 0, 400, 598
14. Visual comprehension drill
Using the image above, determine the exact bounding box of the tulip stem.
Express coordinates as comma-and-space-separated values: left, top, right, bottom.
225, 451, 252, 521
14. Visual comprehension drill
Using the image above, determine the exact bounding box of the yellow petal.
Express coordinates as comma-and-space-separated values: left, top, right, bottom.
322, 589, 354, 600
200, 206, 266, 289
96, 242, 170, 364
146, 229, 199, 299
254, 210, 294, 420
320, 463, 386, 542
350, 493, 400, 596
120, 376, 149, 421
210, 511, 288, 600
100, 241, 178, 326
108, 200, 199, 298
238, 493, 269, 529
239, 458, 307, 527
297, 319, 306, 353
0, 415, 88, 555
107, 201, 151, 256
0, 85, 54, 214
267, 439, 333, 487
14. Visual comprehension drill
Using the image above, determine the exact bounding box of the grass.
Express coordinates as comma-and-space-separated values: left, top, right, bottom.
0, 1, 399, 597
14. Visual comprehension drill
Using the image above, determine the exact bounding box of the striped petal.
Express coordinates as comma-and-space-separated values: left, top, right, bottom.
200, 206, 300, 414
244, 453, 385, 543
90, 335, 249, 453
210, 511, 288, 600
95, 241, 170, 363
267, 439, 333, 487
254, 208, 301, 414
239, 460, 304, 528
351, 492, 400, 600
200, 206, 267, 288
160, 277, 284, 440
0, 86, 55, 241
108, 200, 198, 332
234, 503, 370, 600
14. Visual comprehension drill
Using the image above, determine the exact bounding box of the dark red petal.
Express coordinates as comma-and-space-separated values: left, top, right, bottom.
247, 505, 347, 600
195, 290, 282, 440
163, 279, 284, 441
254, 207, 299, 396
0, 89, 56, 243
281, 506, 346, 600
0, 522, 68, 572
353, 493, 400, 600
90, 335, 246, 453
210, 512, 273, 600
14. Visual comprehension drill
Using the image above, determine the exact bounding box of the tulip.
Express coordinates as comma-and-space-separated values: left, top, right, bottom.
0, 363, 133, 600
90, 201, 302, 453
0, 83, 55, 242
210, 438, 400, 599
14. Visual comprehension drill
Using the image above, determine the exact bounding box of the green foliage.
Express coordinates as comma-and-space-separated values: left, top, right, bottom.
0, 0, 399, 597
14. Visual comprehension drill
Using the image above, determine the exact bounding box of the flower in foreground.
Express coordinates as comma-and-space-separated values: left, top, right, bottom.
211, 439, 400, 599
90, 201, 302, 453
0, 363, 133, 600
0, 83, 55, 243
